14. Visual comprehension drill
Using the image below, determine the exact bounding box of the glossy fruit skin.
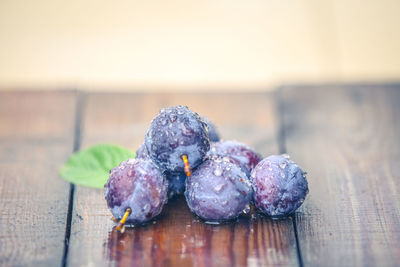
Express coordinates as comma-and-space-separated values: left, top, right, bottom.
251, 155, 308, 217
166, 172, 186, 199
136, 143, 150, 160
137, 143, 186, 199
145, 105, 210, 174
207, 140, 261, 177
105, 158, 168, 224
201, 116, 220, 142
185, 157, 253, 222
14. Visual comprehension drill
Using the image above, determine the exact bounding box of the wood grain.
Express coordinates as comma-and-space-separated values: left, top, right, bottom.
0, 91, 76, 266
282, 85, 400, 266
66, 92, 299, 266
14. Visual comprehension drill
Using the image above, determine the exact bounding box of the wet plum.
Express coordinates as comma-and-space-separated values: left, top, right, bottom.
145, 105, 210, 174
105, 158, 168, 224
185, 157, 253, 222
251, 154, 308, 217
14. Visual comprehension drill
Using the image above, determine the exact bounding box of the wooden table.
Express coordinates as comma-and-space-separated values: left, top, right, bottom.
1, 84, 399, 266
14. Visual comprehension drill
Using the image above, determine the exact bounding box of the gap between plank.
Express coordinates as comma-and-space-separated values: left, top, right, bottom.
61, 91, 85, 267
275, 88, 304, 267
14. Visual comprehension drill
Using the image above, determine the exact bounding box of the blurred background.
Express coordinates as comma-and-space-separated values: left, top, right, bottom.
0, 0, 399, 91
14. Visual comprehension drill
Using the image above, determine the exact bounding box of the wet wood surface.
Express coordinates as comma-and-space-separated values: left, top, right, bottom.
0, 91, 76, 266
281, 85, 400, 266
1, 86, 400, 266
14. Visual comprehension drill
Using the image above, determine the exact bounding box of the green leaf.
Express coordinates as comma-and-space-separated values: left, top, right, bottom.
60, 144, 135, 188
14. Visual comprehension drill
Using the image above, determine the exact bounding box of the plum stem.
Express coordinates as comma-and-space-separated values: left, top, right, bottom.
116, 207, 132, 232
181, 154, 191, 177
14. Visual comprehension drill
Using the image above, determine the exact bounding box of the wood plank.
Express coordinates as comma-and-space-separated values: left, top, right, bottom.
67, 92, 299, 266
282, 85, 400, 266
0, 91, 76, 265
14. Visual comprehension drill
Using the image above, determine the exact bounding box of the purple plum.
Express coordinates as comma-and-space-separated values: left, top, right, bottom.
145, 105, 210, 173
251, 154, 308, 217
185, 157, 253, 222
105, 158, 168, 224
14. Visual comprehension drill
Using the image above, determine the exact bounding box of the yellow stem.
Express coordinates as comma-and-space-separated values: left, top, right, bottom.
181, 154, 191, 177
116, 207, 132, 231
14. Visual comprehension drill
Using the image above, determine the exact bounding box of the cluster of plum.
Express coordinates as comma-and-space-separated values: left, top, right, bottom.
105, 106, 308, 228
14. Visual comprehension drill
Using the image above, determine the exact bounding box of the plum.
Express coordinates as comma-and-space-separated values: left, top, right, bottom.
105, 158, 168, 224
185, 157, 253, 222
251, 154, 308, 217
145, 105, 210, 174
